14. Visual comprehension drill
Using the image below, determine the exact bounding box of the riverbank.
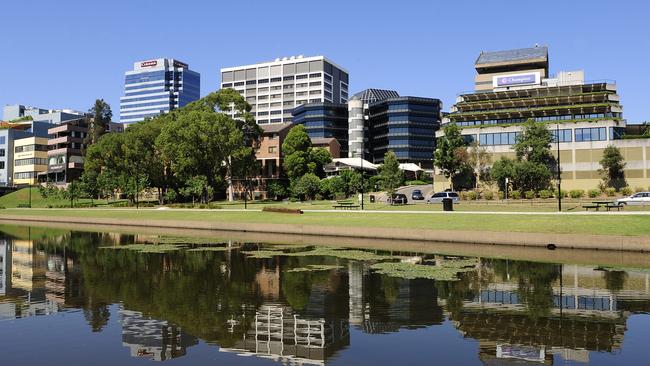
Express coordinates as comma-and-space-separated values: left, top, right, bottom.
1, 208, 649, 251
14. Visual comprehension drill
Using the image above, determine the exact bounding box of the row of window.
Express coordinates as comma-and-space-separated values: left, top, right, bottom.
454, 113, 621, 127
14, 157, 48, 166
222, 73, 323, 88
14, 172, 38, 179
15, 144, 48, 153
466, 127, 610, 146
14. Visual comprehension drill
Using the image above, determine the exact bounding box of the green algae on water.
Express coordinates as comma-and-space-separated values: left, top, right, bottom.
370, 258, 478, 281
287, 264, 344, 273
100, 244, 186, 253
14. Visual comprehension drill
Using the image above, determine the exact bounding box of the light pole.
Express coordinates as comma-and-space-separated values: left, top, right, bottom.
28, 183, 32, 208
556, 124, 562, 212
358, 148, 364, 210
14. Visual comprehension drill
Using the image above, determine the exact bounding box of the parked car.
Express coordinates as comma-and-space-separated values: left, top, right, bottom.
616, 192, 650, 206
426, 191, 460, 204
411, 189, 425, 200
390, 193, 408, 205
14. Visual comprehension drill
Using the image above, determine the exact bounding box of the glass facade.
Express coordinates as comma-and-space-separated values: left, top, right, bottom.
368, 97, 441, 168
120, 59, 200, 125
292, 102, 349, 156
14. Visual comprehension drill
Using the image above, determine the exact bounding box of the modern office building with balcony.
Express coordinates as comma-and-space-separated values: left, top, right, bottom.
119, 58, 201, 125
291, 102, 349, 157
220, 55, 349, 124
348, 89, 400, 160
12, 136, 48, 186
368, 97, 442, 168
39, 118, 88, 184
435, 46, 650, 191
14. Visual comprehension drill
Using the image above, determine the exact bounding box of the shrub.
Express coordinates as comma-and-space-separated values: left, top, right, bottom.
405, 180, 429, 186
483, 191, 494, 200
635, 186, 645, 193
604, 187, 616, 197
524, 190, 535, 199
0, 206, 5, 209
497, 191, 505, 200
510, 190, 521, 199
553, 189, 568, 198
207, 202, 222, 209
620, 186, 633, 196
467, 191, 478, 200
569, 189, 585, 198
539, 190, 553, 199
588, 189, 600, 198
459, 191, 469, 200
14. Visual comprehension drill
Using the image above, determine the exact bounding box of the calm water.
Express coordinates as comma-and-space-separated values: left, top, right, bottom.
1, 226, 649, 365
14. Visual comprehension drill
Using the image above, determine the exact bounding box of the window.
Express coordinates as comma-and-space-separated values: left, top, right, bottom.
575, 127, 607, 142
0, 162, 4, 169
478, 132, 519, 146
283, 76, 294, 81
0, 149, 4, 157
0, 136, 5, 144
268, 146, 277, 153
222, 83, 232, 88
246, 80, 256, 85
270, 77, 281, 82
283, 84, 293, 89
551, 129, 573, 143
309, 81, 321, 87
233, 81, 244, 86
258, 79, 269, 84
309, 73, 321, 78
296, 74, 308, 80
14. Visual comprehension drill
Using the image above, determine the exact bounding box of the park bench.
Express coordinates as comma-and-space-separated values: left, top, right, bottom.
582, 204, 599, 211
333, 201, 360, 210
605, 203, 624, 211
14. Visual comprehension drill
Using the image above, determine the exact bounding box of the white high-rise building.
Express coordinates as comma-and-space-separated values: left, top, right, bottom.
119, 58, 200, 125
220, 55, 349, 124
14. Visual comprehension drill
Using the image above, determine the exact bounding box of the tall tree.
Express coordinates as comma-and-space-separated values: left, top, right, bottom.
85, 99, 112, 146
467, 142, 492, 188
282, 125, 332, 194
378, 151, 403, 197
513, 119, 554, 166
599, 145, 627, 189
434, 123, 467, 187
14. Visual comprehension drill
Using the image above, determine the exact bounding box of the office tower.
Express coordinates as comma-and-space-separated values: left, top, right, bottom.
221, 55, 349, 124
120, 58, 200, 125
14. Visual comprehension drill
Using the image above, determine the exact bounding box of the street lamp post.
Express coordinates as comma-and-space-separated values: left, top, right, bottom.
556, 124, 562, 212
28, 183, 32, 208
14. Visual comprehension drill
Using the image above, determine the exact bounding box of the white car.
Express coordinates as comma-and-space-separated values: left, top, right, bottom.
426, 191, 460, 204
616, 192, 650, 206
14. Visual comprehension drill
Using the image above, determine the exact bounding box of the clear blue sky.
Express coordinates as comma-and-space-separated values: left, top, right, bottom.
1, 0, 649, 123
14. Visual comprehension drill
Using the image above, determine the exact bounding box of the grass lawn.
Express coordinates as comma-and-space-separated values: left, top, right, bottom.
1, 207, 649, 237
0, 187, 127, 208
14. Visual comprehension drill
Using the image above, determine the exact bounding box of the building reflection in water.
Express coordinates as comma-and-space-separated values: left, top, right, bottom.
1, 229, 650, 365
120, 309, 198, 361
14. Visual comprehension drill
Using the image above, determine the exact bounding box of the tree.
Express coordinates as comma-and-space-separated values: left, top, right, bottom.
308, 147, 332, 178
267, 180, 288, 200
282, 125, 313, 183
85, 99, 112, 147
319, 176, 345, 199
599, 145, 626, 190
292, 173, 321, 200
181, 175, 209, 204
513, 119, 554, 166
490, 157, 516, 192
434, 123, 467, 187
467, 142, 492, 188
512, 160, 552, 193
339, 169, 363, 197
378, 151, 403, 197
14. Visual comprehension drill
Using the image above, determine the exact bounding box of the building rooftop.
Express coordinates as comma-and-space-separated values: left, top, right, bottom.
350, 89, 400, 103
475, 46, 548, 66
260, 122, 293, 134
311, 137, 340, 146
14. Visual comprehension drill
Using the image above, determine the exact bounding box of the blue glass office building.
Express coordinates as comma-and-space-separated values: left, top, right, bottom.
368, 97, 442, 168
120, 58, 200, 125
291, 102, 349, 157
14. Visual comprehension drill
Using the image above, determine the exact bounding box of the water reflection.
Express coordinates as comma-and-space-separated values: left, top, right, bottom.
0, 226, 649, 365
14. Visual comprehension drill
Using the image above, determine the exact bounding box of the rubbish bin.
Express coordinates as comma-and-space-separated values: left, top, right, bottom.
369, 195, 375, 203
442, 198, 454, 211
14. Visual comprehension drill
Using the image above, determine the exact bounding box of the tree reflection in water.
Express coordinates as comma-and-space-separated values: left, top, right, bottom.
0, 227, 649, 365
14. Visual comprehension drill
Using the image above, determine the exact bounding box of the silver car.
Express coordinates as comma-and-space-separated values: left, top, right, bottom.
426, 191, 460, 204
616, 192, 650, 206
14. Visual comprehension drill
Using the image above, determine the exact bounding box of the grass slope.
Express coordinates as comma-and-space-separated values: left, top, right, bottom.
1, 208, 649, 236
